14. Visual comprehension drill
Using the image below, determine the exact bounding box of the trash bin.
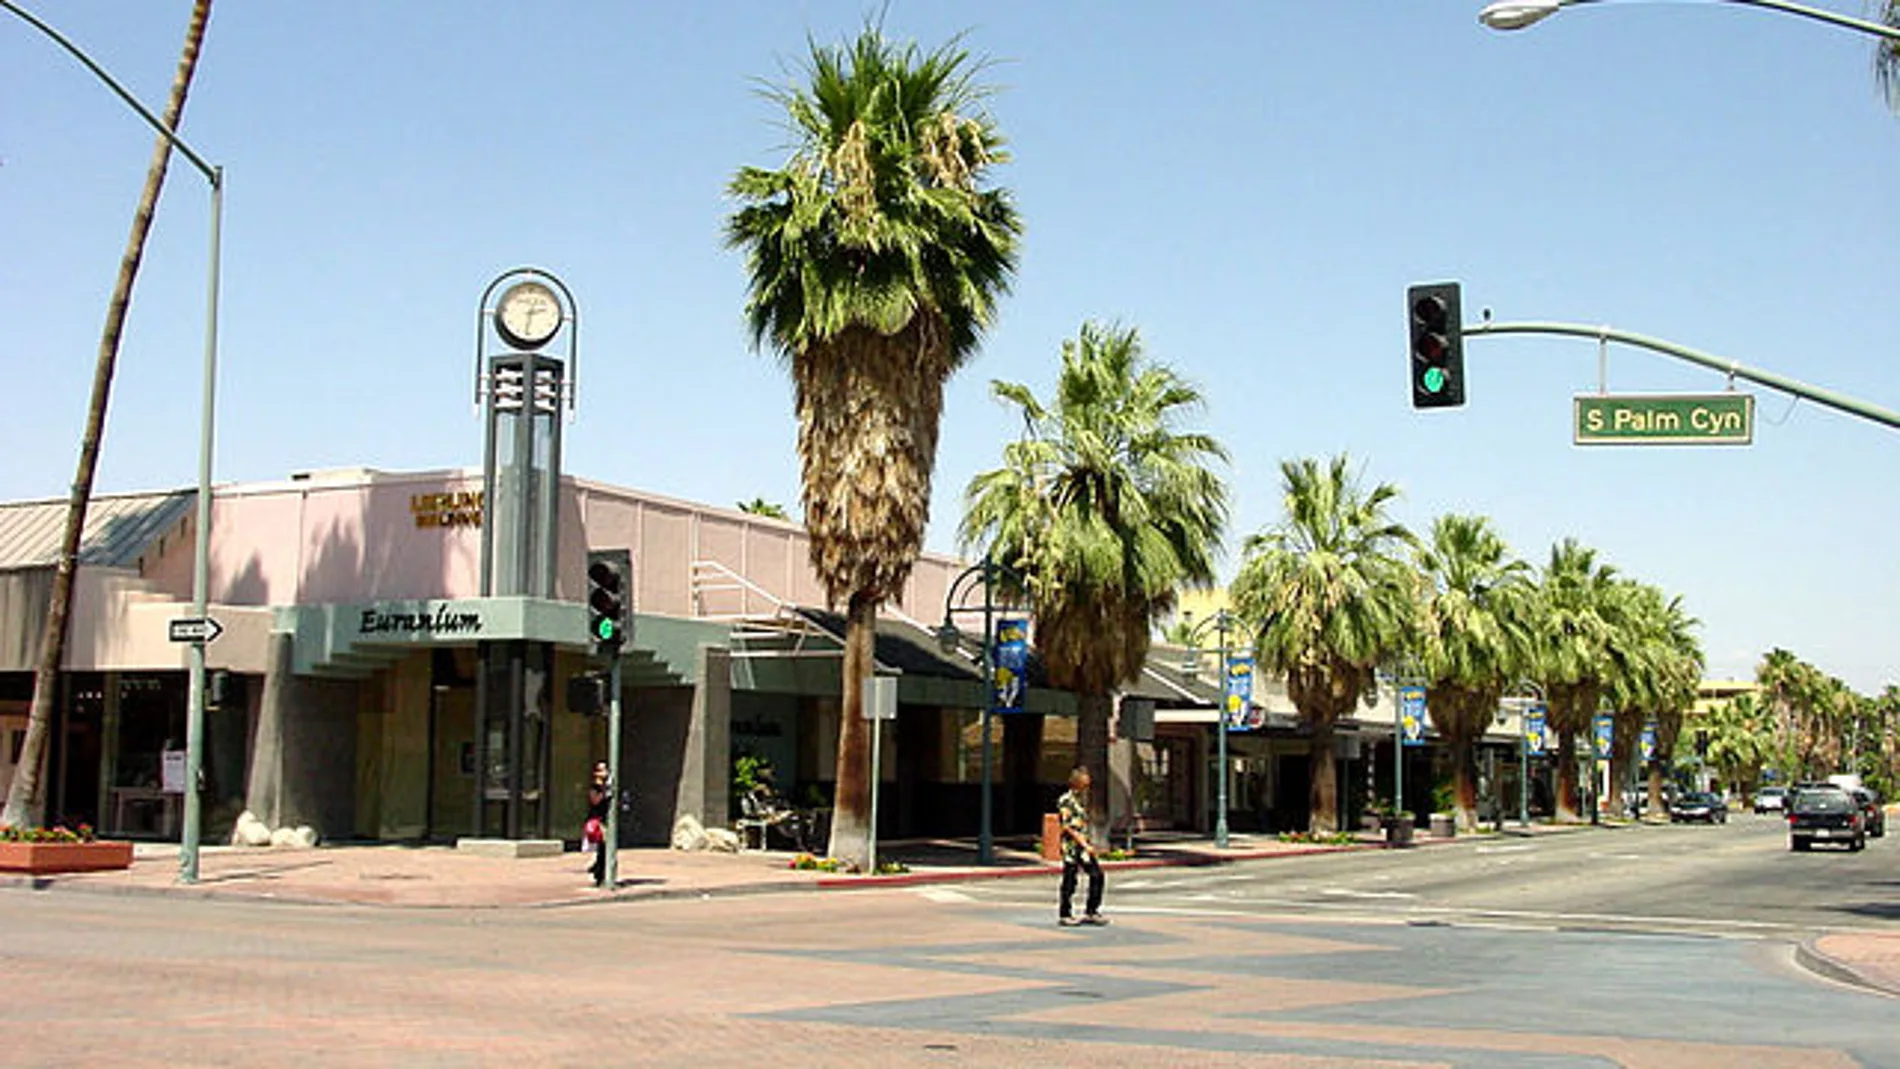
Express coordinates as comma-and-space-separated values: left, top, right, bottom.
1041, 813, 1062, 862
1429, 812, 1456, 839
1381, 814, 1415, 848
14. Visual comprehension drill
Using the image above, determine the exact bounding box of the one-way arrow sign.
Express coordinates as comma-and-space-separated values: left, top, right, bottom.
168, 617, 224, 644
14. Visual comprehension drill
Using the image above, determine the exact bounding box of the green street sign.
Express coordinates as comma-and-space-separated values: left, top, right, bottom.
1573, 393, 1754, 446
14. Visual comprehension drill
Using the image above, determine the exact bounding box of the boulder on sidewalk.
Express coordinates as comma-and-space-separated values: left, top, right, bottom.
671, 814, 710, 852
702, 827, 740, 853
231, 810, 272, 847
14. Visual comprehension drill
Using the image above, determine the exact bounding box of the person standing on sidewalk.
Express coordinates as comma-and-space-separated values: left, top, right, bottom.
1057, 767, 1108, 927
584, 761, 611, 888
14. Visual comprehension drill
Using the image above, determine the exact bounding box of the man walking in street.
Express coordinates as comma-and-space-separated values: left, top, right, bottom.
1057, 766, 1108, 927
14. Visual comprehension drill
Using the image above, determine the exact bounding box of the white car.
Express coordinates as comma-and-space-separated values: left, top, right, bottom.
1753, 787, 1788, 814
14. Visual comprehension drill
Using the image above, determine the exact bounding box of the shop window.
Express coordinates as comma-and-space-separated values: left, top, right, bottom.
1037, 715, 1077, 784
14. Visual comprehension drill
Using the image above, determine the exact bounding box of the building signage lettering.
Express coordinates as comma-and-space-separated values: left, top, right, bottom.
410, 490, 484, 528
359, 604, 484, 636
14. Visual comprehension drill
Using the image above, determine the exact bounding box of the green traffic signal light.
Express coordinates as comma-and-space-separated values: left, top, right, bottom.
1407, 282, 1465, 409
586, 551, 629, 655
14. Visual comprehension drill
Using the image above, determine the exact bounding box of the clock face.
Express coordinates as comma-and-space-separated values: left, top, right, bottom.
495, 281, 561, 349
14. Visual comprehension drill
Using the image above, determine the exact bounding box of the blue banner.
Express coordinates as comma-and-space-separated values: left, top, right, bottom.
1524, 705, 1547, 756
991, 618, 1028, 713
1593, 713, 1613, 759
1399, 686, 1427, 747
1223, 653, 1255, 730
1640, 719, 1657, 762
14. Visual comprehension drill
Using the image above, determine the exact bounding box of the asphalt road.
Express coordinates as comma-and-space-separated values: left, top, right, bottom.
3, 818, 1896, 1067
956, 812, 1900, 940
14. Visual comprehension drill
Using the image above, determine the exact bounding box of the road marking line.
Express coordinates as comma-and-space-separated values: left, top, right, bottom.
1319, 888, 1419, 900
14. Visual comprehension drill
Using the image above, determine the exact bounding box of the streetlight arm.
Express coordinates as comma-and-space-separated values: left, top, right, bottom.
1480, 0, 1900, 41
0, 0, 219, 182
1465, 319, 1900, 431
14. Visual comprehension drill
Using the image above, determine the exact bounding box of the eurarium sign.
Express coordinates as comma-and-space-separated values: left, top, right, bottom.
1574, 393, 1754, 445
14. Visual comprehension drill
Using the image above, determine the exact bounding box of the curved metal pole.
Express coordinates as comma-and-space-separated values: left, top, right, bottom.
1184, 610, 1237, 849
1485, 0, 1900, 40
1467, 320, 1900, 431
5, 1, 224, 882
940, 556, 1002, 864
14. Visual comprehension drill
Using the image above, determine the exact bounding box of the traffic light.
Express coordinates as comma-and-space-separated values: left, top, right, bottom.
586, 549, 630, 657
1408, 282, 1465, 409
567, 671, 609, 716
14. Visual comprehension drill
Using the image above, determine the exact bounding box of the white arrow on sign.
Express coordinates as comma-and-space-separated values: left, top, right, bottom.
168, 617, 224, 644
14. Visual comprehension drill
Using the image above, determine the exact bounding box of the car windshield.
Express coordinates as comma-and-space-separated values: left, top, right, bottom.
1793, 791, 1852, 814
1680, 793, 1714, 804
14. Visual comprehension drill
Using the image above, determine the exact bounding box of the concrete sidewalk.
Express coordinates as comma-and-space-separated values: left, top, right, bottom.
8, 820, 1895, 999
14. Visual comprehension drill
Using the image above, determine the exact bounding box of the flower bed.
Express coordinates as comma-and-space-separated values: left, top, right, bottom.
0, 824, 134, 875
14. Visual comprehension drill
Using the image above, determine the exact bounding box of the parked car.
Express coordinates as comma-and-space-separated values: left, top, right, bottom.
1787, 788, 1865, 852
1753, 787, 1787, 814
1669, 791, 1728, 824
1847, 787, 1886, 838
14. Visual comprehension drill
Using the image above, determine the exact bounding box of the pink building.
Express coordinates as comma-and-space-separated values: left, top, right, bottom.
1, 466, 1087, 846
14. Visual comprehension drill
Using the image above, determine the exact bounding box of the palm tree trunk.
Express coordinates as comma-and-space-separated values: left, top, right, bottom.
1451, 726, 1480, 832
1309, 718, 1338, 833
0, 0, 212, 830
1552, 732, 1580, 824
1075, 692, 1112, 843
825, 590, 876, 869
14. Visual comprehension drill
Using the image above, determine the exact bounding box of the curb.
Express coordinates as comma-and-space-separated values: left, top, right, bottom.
1794, 939, 1900, 1000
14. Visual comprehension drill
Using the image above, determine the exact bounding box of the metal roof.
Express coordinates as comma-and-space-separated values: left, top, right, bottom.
0, 489, 195, 571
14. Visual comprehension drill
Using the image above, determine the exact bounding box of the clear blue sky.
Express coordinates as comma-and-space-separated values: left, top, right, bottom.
4, 2, 1897, 692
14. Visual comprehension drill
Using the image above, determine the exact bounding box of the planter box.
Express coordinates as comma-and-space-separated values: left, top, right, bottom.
1380, 814, 1415, 848
0, 840, 135, 875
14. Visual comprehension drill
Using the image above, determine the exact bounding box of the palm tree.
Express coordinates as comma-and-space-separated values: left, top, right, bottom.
1610, 583, 1701, 818
735, 498, 790, 520
1528, 539, 1625, 823
1704, 692, 1773, 803
1232, 455, 1416, 833
1413, 514, 1532, 832
725, 24, 1021, 867
1878, 2, 1900, 111
961, 322, 1228, 827
3, 0, 213, 830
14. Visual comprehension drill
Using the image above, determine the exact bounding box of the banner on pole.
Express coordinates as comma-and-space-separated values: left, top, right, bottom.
1640, 719, 1657, 762
1593, 713, 1613, 760
1524, 705, 1547, 756
991, 618, 1028, 713
1223, 653, 1255, 731
1399, 686, 1427, 747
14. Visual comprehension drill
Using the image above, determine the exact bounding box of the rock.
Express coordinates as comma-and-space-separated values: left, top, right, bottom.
270, 827, 300, 848
232, 811, 272, 847
702, 827, 740, 853
292, 825, 319, 848
670, 814, 709, 852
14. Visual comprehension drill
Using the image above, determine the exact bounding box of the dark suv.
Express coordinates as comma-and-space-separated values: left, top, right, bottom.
1787, 788, 1865, 852
1848, 787, 1886, 838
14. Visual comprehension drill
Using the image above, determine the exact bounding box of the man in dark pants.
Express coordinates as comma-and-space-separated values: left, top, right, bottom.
1057, 766, 1107, 926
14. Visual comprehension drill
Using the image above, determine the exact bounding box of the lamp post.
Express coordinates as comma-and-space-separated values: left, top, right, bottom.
936, 555, 1017, 865
1179, 609, 1237, 849
1480, 0, 1900, 41
3, 1, 224, 883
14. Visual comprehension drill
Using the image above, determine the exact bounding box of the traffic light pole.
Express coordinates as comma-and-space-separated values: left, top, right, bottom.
1465, 320, 1900, 432
605, 653, 622, 890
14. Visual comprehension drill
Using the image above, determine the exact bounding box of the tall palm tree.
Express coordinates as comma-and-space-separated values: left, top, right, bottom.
3, 0, 213, 830
726, 25, 1021, 866
1232, 455, 1416, 833
1528, 539, 1626, 823
1606, 583, 1701, 818
1704, 692, 1773, 803
1878, 1, 1900, 111
1414, 514, 1532, 832
961, 322, 1228, 826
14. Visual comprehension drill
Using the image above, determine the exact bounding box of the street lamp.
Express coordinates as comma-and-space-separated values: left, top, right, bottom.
1479, 0, 1900, 41
3, 1, 224, 884
936, 554, 1021, 865
1178, 609, 1239, 849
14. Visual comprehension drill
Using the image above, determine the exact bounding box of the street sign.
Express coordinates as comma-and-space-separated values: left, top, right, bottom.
167, 616, 223, 644
1574, 393, 1753, 445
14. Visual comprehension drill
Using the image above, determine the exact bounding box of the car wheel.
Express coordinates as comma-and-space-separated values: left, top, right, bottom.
1851, 837, 1866, 852
1792, 839, 1810, 852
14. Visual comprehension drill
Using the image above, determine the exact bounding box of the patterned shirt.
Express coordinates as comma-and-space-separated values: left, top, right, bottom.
1057, 787, 1092, 863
